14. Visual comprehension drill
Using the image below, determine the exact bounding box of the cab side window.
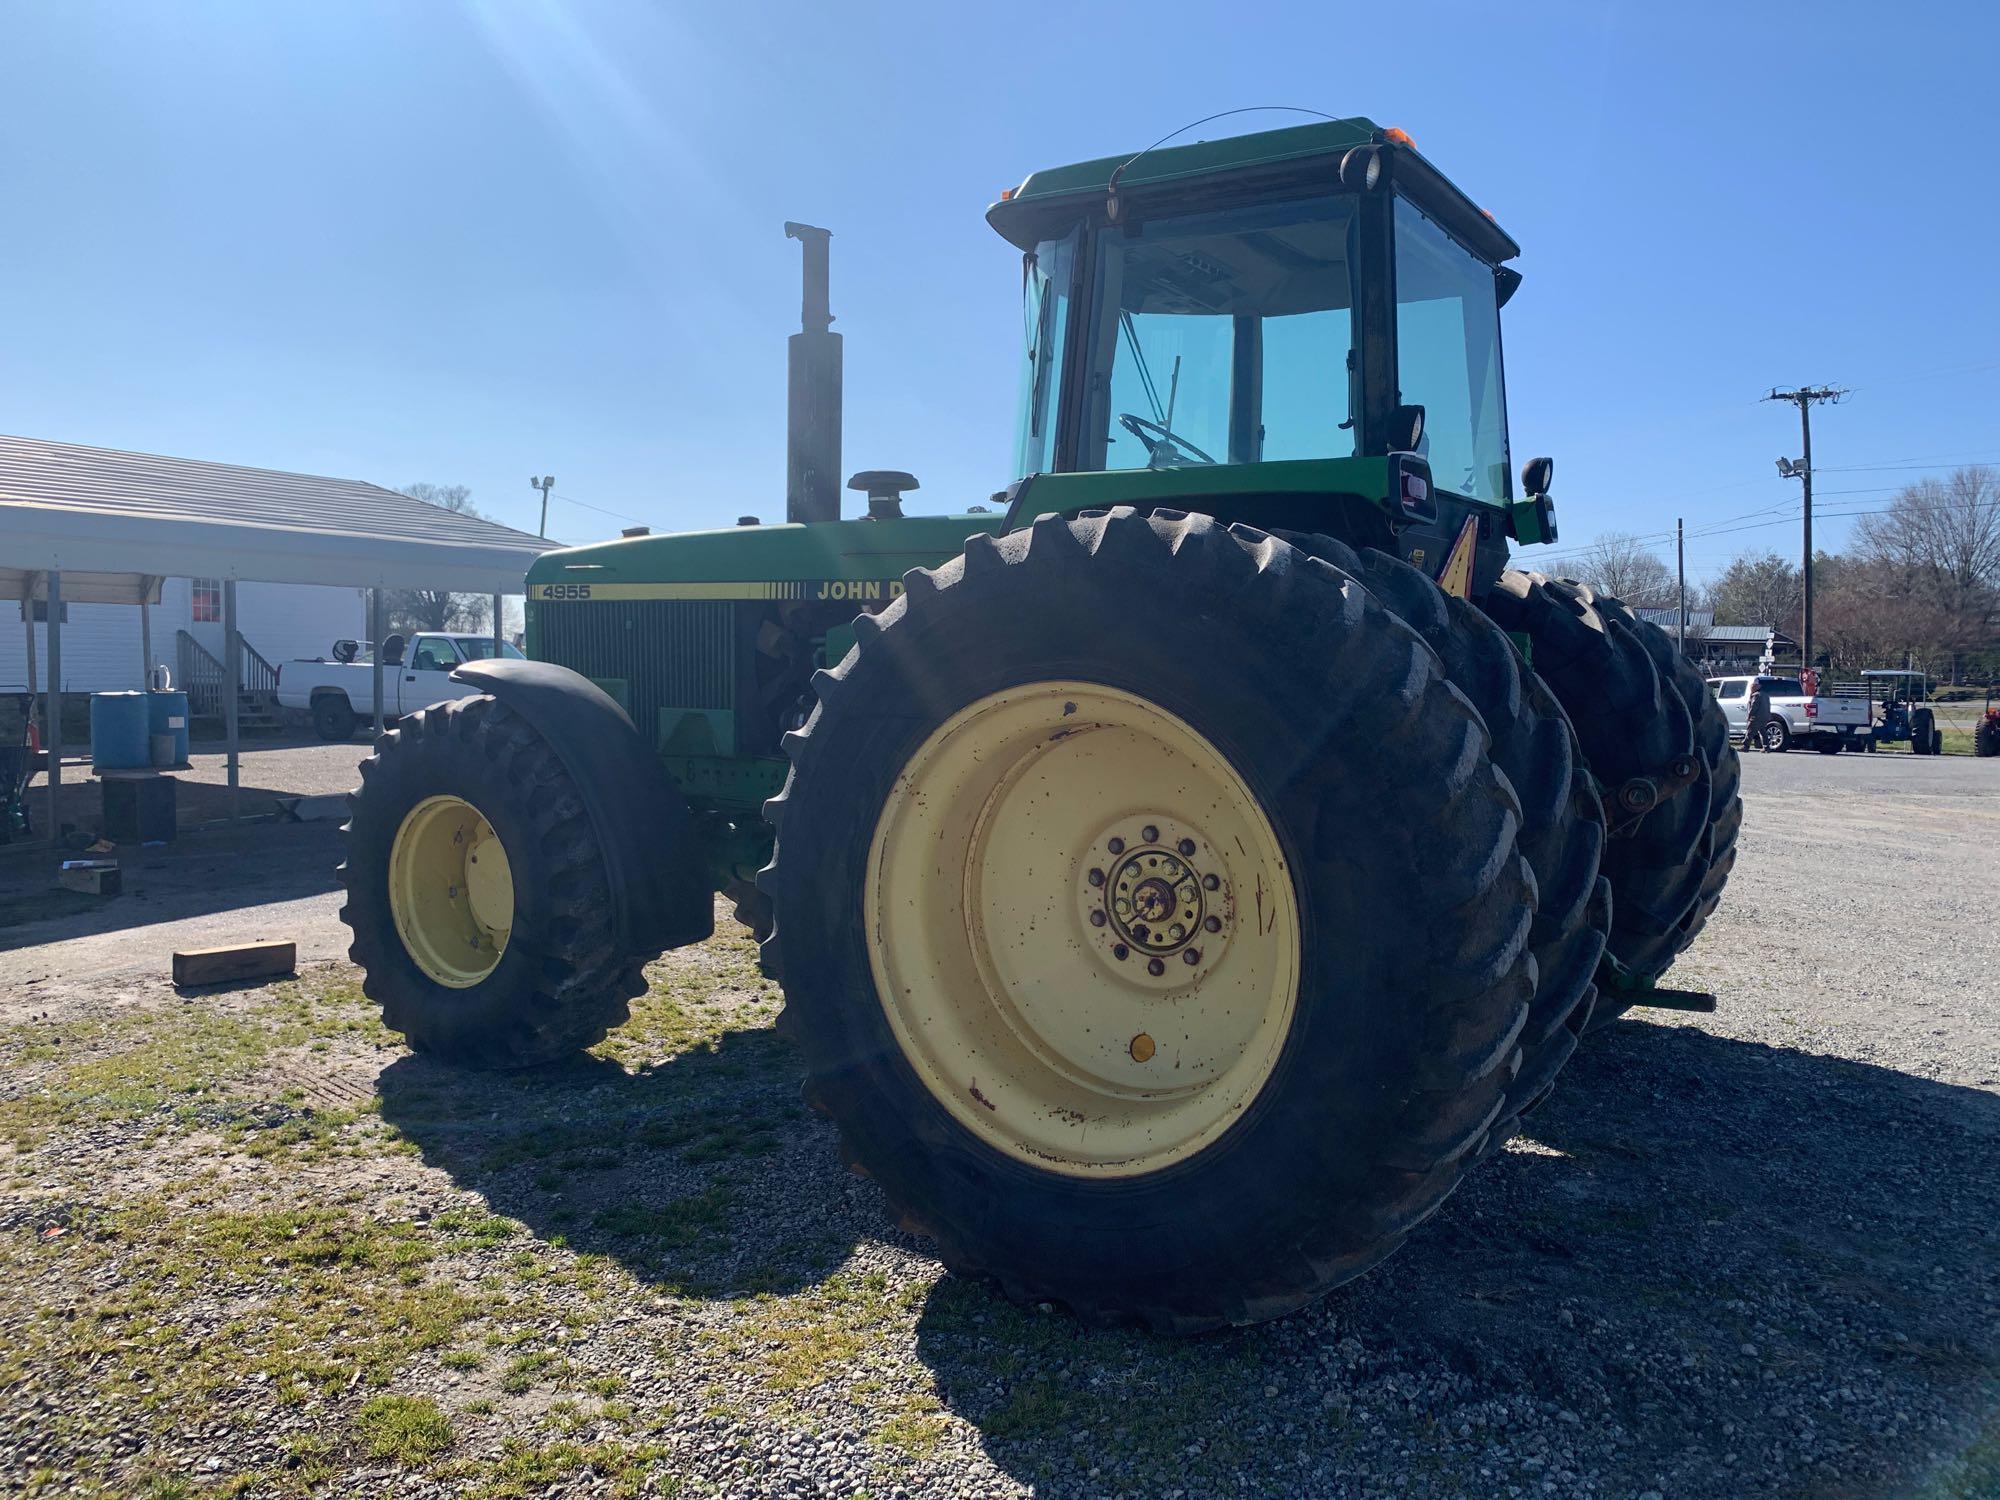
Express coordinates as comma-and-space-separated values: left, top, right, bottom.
411, 637, 460, 673
1715, 680, 1747, 701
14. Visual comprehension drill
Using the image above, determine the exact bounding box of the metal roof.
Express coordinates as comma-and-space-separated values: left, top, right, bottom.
1704, 625, 1788, 643
0, 433, 558, 594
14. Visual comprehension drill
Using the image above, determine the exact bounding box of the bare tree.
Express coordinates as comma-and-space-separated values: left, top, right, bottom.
1709, 552, 1803, 633
1855, 466, 2000, 681
387, 484, 493, 634
1575, 532, 1677, 608
1812, 552, 1907, 674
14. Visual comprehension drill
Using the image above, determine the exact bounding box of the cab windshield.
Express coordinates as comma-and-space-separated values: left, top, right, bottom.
1011, 198, 1363, 476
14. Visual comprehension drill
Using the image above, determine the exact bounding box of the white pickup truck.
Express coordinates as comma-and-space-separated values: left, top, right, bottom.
1708, 673, 1871, 753
277, 634, 523, 740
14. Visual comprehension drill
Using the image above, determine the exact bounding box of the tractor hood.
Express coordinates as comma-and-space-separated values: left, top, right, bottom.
524, 514, 1011, 603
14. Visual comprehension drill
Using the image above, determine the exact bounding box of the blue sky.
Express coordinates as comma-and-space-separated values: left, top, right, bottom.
3, 1, 1995, 586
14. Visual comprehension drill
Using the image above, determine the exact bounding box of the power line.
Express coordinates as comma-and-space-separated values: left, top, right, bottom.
554, 491, 651, 527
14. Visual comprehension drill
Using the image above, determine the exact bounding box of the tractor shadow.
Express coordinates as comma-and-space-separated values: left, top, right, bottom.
376, 1016, 866, 1302
909, 1022, 2000, 1497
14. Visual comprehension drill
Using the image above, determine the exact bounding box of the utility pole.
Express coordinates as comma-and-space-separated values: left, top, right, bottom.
530, 474, 556, 538
1676, 517, 1686, 652
1765, 386, 1845, 672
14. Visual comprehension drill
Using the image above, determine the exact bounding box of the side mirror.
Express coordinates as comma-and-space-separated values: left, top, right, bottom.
1520, 456, 1554, 496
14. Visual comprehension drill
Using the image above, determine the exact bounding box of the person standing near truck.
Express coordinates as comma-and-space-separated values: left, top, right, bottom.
1747, 678, 1776, 752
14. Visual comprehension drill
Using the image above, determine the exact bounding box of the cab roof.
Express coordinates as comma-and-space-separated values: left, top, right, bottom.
986, 116, 1520, 266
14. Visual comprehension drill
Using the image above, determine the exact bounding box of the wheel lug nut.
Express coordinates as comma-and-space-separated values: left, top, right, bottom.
1141, 824, 1159, 844
1183, 949, 1201, 965
1204, 915, 1222, 932
1178, 837, 1196, 856
1087, 867, 1105, 887
1112, 944, 1129, 961
1202, 874, 1220, 891
1107, 836, 1125, 855
1147, 958, 1165, 976
1170, 923, 1185, 941
1089, 910, 1107, 927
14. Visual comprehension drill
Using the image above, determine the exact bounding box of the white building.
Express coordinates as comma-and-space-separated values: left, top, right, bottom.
3, 575, 363, 695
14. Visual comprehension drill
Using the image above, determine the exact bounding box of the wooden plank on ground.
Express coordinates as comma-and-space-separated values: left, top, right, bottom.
172, 940, 297, 987
57, 865, 121, 895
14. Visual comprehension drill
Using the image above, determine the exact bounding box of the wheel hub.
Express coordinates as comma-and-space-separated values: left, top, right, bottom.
389, 794, 514, 988
865, 681, 1298, 1178
1075, 815, 1231, 986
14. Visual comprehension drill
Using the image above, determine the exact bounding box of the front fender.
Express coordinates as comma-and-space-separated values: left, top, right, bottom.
451, 658, 712, 954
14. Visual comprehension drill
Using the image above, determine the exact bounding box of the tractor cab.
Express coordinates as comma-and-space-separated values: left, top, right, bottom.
987, 118, 1553, 593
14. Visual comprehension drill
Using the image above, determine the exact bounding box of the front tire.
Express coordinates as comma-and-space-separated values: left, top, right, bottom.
763, 510, 1536, 1331
339, 696, 647, 1067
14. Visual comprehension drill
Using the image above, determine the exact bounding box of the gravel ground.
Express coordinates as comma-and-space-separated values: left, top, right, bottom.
31, 735, 371, 831
0, 750, 1994, 1497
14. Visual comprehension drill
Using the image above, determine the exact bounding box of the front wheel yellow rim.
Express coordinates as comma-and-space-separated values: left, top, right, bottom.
865, 681, 1301, 1178
389, 794, 514, 987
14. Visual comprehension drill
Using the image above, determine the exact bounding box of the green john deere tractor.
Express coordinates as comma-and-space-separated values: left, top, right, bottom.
342, 117, 1740, 1331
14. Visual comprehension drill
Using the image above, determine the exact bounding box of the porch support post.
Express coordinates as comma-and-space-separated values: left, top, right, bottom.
223, 578, 240, 821
45, 571, 62, 845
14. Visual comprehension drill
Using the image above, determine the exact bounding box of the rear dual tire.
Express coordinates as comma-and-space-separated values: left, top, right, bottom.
1485, 573, 1741, 1027
1280, 535, 1608, 1148
763, 510, 1539, 1331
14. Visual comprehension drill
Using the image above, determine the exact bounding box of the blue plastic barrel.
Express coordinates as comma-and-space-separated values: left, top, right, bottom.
147, 690, 190, 766
90, 691, 153, 771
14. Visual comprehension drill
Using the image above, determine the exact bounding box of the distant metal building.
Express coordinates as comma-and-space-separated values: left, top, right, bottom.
1, 432, 559, 841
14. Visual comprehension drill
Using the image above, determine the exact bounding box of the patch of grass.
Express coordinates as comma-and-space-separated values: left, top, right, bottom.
433, 1206, 521, 1249
501, 1349, 567, 1395
592, 1186, 733, 1248
355, 1393, 454, 1461
982, 1374, 1071, 1440
281, 1433, 335, 1487
0, 1002, 302, 1148
432, 1437, 676, 1499
874, 1399, 951, 1460
441, 1348, 485, 1371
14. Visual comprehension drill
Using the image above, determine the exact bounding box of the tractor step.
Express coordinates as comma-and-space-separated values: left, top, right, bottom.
1629, 987, 1718, 1013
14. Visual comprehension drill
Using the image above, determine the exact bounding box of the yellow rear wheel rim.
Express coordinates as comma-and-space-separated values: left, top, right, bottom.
389, 794, 514, 988
865, 681, 1301, 1178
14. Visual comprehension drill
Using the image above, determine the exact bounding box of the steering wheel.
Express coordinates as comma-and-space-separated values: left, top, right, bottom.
1118, 413, 1218, 468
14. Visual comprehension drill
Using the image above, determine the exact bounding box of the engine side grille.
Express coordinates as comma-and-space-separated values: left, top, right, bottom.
533, 600, 734, 740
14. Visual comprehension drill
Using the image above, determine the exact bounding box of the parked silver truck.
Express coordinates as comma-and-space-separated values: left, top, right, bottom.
1708, 673, 1871, 753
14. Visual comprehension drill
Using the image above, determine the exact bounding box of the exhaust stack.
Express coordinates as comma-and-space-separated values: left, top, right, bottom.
784, 222, 842, 525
